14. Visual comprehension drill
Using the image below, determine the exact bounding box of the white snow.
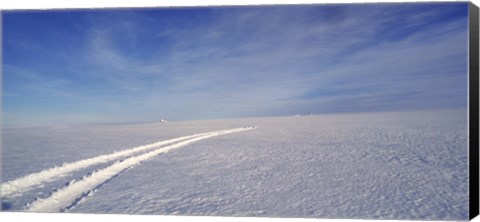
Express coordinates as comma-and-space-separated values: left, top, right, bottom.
25, 127, 255, 212
1, 128, 249, 198
1, 110, 468, 220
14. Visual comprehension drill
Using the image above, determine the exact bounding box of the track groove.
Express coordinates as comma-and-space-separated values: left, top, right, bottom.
23, 127, 255, 212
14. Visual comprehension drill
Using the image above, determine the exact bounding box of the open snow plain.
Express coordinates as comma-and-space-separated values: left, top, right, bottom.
1, 110, 468, 220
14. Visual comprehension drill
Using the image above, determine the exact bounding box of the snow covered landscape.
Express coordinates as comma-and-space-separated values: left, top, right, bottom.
2, 2, 470, 221
1, 109, 468, 220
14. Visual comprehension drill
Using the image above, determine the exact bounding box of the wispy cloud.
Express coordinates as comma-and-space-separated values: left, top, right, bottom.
2, 3, 468, 125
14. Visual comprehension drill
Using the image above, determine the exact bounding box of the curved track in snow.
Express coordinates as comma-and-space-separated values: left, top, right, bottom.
1, 131, 212, 198
13, 127, 255, 212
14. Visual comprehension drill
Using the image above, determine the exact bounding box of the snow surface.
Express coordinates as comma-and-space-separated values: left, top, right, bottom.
2, 130, 220, 198
25, 127, 255, 212
1, 110, 468, 220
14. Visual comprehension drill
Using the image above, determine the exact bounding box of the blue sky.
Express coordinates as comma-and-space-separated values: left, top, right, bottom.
2, 3, 469, 126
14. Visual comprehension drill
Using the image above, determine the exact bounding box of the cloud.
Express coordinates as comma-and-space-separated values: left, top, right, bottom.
2, 3, 469, 125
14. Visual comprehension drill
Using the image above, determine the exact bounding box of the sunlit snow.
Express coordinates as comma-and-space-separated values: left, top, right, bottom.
1, 109, 468, 220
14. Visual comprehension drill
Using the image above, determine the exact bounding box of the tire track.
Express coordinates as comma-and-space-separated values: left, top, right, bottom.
1, 128, 246, 198
26, 127, 255, 212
